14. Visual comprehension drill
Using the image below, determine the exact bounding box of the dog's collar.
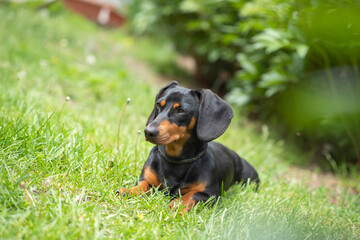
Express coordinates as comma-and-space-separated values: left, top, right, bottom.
157, 146, 205, 164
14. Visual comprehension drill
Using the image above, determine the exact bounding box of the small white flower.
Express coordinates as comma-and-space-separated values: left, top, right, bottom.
127, 98, 131, 104
85, 54, 96, 65
65, 96, 71, 102
17, 70, 26, 79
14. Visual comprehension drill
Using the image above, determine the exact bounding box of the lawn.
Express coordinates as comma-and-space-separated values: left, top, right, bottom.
0, 6, 359, 239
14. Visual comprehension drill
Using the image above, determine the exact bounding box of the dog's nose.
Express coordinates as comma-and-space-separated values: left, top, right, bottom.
144, 127, 159, 140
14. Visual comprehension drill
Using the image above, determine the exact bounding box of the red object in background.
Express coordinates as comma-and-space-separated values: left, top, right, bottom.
63, 0, 125, 28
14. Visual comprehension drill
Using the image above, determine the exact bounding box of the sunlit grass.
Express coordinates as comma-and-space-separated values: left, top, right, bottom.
0, 7, 359, 239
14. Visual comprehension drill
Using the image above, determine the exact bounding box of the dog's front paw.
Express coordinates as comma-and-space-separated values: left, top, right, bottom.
169, 198, 181, 209
116, 181, 152, 197
116, 188, 131, 196
169, 198, 189, 214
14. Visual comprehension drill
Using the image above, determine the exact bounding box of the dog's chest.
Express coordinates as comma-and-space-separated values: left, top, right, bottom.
159, 163, 196, 195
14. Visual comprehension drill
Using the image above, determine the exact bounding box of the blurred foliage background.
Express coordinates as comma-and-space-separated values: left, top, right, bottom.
4, 0, 360, 170
127, 0, 360, 169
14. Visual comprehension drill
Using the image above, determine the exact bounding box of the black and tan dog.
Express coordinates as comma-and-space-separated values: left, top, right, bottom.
117, 81, 259, 213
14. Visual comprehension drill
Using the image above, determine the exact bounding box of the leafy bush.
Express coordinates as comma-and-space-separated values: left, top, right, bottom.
128, 0, 360, 167
128, 0, 303, 93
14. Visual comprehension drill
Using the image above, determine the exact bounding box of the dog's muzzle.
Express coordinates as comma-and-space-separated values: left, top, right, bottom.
144, 126, 159, 142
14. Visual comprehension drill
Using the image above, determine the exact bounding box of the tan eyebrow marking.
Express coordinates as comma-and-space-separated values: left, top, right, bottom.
160, 100, 166, 107
173, 103, 180, 109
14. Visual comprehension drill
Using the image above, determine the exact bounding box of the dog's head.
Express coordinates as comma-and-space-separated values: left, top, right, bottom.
144, 81, 233, 154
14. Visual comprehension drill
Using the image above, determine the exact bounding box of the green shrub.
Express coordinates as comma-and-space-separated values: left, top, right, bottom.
128, 0, 303, 93
127, 0, 360, 167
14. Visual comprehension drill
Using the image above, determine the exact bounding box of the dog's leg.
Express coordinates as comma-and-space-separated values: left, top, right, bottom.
169, 192, 199, 214
169, 191, 214, 214
169, 182, 209, 213
117, 166, 162, 196
117, 180, 151, 196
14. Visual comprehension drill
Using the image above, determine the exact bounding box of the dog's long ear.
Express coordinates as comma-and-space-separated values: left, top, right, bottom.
146, 81, 178, 126
196, 89, 234, 142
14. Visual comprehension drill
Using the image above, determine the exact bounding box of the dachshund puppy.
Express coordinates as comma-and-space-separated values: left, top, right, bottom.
118, 81, 259, 213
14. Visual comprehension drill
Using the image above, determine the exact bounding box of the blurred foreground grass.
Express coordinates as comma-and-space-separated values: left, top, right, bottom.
0, 7, 359, 239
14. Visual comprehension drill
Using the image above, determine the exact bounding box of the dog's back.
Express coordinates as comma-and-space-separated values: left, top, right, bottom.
208, 142, 259, 191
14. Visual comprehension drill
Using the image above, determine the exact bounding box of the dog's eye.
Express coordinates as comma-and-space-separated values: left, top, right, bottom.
176, 107, 186, 114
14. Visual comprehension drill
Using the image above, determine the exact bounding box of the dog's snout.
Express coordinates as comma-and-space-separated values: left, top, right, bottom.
144, 127, 159, 140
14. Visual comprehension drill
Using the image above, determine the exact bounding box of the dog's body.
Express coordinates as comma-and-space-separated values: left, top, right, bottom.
118, 81, 259, 212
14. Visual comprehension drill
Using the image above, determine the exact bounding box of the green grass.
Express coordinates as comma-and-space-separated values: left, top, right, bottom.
0, 7, 359, 239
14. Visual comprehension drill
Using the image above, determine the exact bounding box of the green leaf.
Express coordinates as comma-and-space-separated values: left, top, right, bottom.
252, 29, 291, 53
208, 49, 220, 62
226, 87, 252, 106
180, 0, 201, 13
259, 70, 288, 88
236, 53, 259, 77
265, 85, 286, 97
186, 20, 210, 31
295, 44, 309, 58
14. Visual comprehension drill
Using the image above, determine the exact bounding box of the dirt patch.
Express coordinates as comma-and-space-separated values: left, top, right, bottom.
123, 56, 170, 88
176, 55, 196, 75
